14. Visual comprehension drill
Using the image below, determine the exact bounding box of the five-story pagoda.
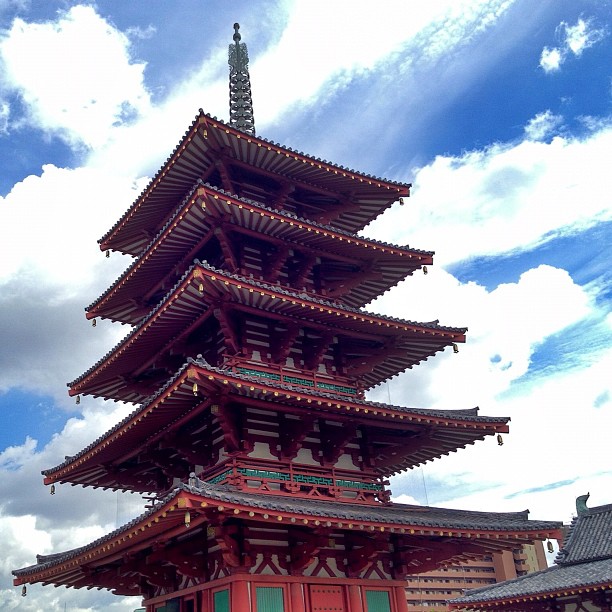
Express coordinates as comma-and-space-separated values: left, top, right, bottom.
14, 25, 562, 612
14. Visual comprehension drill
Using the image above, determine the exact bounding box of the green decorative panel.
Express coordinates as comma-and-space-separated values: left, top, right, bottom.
283, 375, 314, 387
317, 382, 358, 395
208, 470, 232, 484
214, 589, 230, 612
365, 590, 391, 612
256, 586, 284, 612
237, 367, 281, 381
336, 479, 381, 491
239, 468, 290, 481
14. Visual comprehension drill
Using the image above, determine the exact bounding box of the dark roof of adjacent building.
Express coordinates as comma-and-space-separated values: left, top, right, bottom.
450, 498, 612, 608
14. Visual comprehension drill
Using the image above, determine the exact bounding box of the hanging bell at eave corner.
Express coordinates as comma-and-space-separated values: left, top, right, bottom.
547, 540, 554, 553
184, 511, 191, 528
497, 434, 504, 446
21, 585, 27, 597
50, 483, 56, 495
192, 382, 198, 396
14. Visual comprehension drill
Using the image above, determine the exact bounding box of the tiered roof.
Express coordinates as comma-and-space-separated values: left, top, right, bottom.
101, 112, 411, 255
89, 183, 431, 324
13, 481, 562, 594
70, 262, 465, 402
48, 357, 509, 490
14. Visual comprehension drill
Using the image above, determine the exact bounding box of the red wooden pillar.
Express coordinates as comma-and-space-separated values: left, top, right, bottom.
233, 579, 250, 611
393, 586, 409, 612
347, 585, 362, 611
290, 582, 306, 612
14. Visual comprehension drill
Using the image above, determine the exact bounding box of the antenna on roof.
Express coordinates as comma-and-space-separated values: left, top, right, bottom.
228, 23, 256, 136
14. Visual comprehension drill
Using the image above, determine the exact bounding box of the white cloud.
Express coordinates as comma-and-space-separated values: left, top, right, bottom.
251, 0, 515, 127
0, 5, 151, 148
0, 100, 8, 133
539, 45, 563, 72
539, 16, 606, 73
366, 124, 612, 265
524, 110, 563, 141
564, 17, 606, 56
368, 264, 593, 409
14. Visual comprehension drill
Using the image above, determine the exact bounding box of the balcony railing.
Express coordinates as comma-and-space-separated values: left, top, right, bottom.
224, 357, 362, 397
199, 458, 390, 505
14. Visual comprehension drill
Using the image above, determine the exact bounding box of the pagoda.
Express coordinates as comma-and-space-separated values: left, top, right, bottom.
14, 25, 562, 612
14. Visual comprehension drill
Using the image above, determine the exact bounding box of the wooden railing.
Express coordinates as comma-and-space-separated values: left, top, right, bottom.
223, 357, 362, 398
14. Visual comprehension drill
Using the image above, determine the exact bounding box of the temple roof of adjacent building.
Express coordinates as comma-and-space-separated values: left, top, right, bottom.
88, 182, 433, 324
47, 357, 509, 488
14, 481, 562, 590
69, 261, 466, 401
450, 499, 612, 609
99, 112, 411, 255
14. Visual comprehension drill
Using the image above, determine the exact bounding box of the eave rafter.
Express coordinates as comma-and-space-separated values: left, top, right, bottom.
215, 302, 241, 354
49, 357, 509, 491
213, 225, 239, 272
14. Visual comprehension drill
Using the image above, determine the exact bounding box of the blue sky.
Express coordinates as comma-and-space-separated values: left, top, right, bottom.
1, 1, 611, 609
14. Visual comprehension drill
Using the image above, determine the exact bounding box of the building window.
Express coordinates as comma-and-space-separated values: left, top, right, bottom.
365, 589, 392, 612
213, 589, 230, 612
255, 586, 284, 612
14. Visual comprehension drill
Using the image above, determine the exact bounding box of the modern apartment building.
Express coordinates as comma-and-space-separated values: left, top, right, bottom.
406, 542, 548, 610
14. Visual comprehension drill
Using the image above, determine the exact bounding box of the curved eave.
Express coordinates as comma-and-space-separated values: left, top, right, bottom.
100, 112, 411, 254
49, 359, 508, 490
13, 484, 561, 591
69, 262, 466, 403
89, 182, 431, 324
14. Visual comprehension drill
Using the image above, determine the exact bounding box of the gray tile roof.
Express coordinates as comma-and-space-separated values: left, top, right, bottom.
556, 502, 612, 565
451, 501, 612, 606
451, 558, 612, 605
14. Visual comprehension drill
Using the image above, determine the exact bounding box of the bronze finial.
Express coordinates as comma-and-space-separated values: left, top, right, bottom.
576, 493, 590, 515
228, 23, 256, 135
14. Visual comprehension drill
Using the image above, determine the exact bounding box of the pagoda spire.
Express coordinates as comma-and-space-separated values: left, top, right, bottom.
228, 22, 256, 135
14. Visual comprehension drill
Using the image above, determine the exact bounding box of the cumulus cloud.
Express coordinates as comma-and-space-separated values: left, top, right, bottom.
0, 5, 151, 148
368, 264, 593, 408
0, 401, 144, 610
0, 100, 8, 133
0, 3, 611, 609
366, 124, 612, 265
251, 0, 515, 127
539, 46, 563, 72
524, 110, 563, 141
540, 16, 606, 73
